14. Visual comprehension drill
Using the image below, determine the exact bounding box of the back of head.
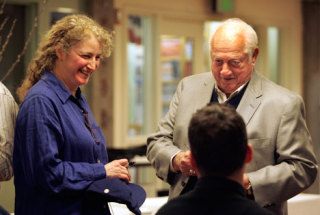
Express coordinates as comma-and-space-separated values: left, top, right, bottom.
188, 103, 247, 177
17, 14, 113, 102
211, 18, 258, 56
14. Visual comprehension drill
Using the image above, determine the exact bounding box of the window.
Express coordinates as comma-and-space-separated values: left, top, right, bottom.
127, 15, 154, 137
160, 36, 194, 116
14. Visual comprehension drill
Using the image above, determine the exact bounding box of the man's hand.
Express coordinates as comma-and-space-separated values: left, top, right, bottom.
172, 151, 196, 176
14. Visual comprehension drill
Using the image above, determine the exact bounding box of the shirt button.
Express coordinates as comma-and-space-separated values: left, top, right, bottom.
97, 159, 101, 163
104, 189, 109, 193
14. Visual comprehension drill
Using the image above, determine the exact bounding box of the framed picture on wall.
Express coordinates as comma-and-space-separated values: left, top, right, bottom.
50, 8, 75, 26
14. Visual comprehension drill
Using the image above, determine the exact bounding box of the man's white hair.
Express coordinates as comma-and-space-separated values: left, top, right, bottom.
211, 18, 258, 56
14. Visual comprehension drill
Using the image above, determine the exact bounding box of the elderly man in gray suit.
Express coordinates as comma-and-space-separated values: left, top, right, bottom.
147, 18, 318, 215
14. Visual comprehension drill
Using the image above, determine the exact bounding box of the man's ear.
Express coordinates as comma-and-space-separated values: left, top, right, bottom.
251, 48, 259, 65
244, 144, 253, 164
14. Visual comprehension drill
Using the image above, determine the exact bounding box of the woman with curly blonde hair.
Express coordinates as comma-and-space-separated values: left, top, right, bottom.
17, 14, 113, 101
13, 14, 143, 215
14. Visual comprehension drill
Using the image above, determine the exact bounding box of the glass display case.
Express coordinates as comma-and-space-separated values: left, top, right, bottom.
160, 36, 194, 116
127, 15, 153, 137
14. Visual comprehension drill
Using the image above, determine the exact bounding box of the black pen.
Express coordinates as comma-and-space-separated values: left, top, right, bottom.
129, 161, 136, 167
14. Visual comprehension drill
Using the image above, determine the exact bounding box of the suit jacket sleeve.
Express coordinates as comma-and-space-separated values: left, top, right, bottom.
146, 80, 184, 184
248, 95, 318, 207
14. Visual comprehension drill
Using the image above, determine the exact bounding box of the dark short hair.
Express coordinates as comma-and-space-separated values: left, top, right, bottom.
188, 103, 247, 177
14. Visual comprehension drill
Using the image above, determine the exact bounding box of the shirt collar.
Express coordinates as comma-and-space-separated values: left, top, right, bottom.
41, 71, 82, 104
214, 82, 248, 103
197, 175, 245, 196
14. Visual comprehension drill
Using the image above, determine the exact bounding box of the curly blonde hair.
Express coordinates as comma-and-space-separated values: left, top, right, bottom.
17, 14, 114, 102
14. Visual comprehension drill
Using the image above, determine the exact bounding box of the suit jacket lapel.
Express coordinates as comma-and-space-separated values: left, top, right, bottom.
237, 71, 262, 125
192, 73, 214, 112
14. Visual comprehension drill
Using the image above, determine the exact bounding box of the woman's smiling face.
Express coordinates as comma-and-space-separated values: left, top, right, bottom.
54, 34, 102, 94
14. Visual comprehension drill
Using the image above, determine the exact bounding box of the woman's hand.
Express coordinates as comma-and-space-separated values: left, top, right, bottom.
104, 159, 131, 182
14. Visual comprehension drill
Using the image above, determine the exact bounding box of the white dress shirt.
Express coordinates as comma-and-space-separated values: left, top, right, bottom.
0, 82, 18, 182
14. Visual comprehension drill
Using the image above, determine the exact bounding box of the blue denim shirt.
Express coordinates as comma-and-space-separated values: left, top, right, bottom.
13, 71, 109, 215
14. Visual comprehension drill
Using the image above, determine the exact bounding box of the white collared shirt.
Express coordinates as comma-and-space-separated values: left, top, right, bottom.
0, 82, 18, 182
215, 82, 248, 103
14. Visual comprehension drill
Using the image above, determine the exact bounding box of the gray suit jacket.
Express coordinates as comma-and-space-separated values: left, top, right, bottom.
147, 71, 318, 215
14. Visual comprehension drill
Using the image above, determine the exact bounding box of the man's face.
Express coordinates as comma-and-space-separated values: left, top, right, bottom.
211, 32, 258, 95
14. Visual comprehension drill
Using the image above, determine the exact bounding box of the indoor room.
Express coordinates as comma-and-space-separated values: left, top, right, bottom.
0, 0, 319, 214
